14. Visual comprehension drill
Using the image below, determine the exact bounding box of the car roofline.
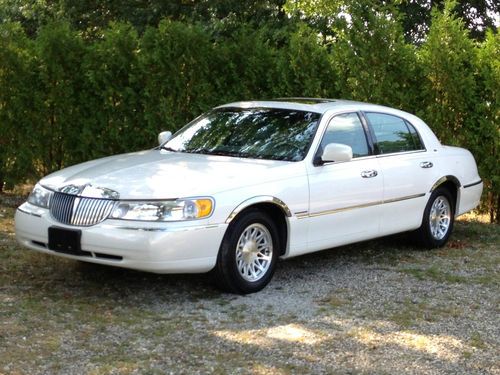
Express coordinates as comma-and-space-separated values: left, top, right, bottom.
216, 98, 407, 115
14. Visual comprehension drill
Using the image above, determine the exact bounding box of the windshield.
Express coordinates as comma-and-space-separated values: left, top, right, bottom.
164, 107, 321, 161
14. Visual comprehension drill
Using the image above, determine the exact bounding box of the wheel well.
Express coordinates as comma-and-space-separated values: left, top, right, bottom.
436, 180, 459, 214
236, 203, 288, 256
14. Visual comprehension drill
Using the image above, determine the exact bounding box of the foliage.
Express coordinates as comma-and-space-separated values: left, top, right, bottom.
475, 31, 500, 222
396, 0, 499, 42
0, 22, 36, 190
0, 0, 498, 220
81, 22, 142, 159
139, 20, 216, 134
330, 1, 421, 111
274, 24, 337, 98
418, 1, 477, 146
285, 0, 499, 43
33, 20, 85, 174
418, 1, 499, 221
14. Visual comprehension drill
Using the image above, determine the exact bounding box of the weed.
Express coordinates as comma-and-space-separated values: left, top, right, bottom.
469, 332, 487, 350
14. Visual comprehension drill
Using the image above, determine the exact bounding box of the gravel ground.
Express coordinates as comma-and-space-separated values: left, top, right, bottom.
0, 195, 499, 374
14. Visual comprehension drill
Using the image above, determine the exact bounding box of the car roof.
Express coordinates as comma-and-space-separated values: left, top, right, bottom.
217, 97, 442, 150
217, 98, 405, 116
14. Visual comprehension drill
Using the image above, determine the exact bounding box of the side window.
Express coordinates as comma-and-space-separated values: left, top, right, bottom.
319, 113, 369, 158
366, 113, 423, 154
406, 121, 425, 150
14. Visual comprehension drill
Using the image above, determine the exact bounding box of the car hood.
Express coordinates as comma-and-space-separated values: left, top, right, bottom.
40, 149, 302, 199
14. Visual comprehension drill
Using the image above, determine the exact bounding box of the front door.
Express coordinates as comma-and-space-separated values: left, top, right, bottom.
305, 112, 383, 253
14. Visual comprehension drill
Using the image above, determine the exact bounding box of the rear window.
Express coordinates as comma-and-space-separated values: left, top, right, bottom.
365, 113, 424, 154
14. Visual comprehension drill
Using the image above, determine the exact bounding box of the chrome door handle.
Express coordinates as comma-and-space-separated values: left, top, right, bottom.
420, 161, 433, 169
361, 170, 378, 178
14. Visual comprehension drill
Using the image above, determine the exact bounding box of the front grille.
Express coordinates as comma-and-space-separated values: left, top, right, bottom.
50, 192, 115, 226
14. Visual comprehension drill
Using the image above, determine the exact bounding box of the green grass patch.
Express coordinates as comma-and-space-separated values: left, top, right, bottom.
389, 298, 463, 328
399, 265, 468, 284
469, 332, 488, 350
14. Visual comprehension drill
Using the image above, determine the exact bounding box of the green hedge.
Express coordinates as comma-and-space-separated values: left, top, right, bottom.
0, 9, 498, 221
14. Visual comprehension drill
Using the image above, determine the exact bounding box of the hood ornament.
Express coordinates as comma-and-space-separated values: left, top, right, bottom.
60, 184, 83, 195
59, 184, 120, 200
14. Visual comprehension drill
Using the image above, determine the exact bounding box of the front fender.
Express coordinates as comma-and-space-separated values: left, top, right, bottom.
225, 196, 292, 223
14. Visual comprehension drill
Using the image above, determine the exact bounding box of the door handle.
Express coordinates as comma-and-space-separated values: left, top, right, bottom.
361, 170, 378, 178
420, 161, 433, 169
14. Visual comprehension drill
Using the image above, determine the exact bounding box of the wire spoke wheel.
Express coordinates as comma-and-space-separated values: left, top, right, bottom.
235, 223, 273, 282
429, 195, 451, 241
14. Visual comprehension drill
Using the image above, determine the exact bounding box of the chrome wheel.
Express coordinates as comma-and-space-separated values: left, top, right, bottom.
429, 195, 451, 240
235, 223, 273, 282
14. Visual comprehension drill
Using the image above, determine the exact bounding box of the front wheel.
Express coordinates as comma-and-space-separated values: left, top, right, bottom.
212, 209, 280, 294
416, 187, 455, 248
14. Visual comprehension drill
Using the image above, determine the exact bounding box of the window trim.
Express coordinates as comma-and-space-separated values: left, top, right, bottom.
404, 119, 426, 151
360, 111, 427, 156
312, 111, 373, 166
165, 106, 323, 162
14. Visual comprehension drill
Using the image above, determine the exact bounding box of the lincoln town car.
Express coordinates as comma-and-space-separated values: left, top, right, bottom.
15, 99, 483, 293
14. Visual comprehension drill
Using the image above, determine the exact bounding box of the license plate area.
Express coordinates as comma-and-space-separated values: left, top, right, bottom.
48, 226, 83, 255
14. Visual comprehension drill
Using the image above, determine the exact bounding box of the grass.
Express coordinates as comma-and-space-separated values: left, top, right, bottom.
469, 332, 488, 350
388, 298, 464, 328
1, 194, 499, 374
399, 265, 468, 284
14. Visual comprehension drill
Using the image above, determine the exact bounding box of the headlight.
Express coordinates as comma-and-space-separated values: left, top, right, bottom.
110, 198, 214, 221
27, 184, 52, 208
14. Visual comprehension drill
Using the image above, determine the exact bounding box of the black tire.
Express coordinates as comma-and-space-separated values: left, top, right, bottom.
212, 209, 280, 294
415, 187, 455, 248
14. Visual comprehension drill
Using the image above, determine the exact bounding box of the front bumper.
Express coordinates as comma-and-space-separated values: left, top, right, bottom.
15, 203, 228, 273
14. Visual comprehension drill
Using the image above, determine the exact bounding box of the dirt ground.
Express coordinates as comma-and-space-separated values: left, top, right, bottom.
1, 197, 499, 374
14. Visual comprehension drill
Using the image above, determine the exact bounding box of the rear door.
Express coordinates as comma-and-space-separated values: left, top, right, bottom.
362, 112, 438, 235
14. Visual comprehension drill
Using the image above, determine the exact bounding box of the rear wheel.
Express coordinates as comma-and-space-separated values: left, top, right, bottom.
212, 209, 279, 294
416, 187, 455, 248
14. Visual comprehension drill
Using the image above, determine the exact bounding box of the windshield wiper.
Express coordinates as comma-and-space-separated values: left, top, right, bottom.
211, 150, 246, 157
190, 149, 249, 158
160, 145, 178, 152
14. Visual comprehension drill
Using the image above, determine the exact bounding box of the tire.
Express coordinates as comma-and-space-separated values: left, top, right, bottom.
416, 187, 455, 248
212, 209, 280, 294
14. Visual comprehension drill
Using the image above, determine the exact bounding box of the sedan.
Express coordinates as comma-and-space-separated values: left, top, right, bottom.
15, 98, 483, 293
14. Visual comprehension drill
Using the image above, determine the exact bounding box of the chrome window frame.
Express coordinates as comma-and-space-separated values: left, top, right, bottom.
361, 111, 427, 156
311, 110, 373, 167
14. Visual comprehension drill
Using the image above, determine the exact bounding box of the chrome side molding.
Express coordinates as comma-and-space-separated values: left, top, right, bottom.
430, 175, 461, 192
226, 196, 292, 223
298, 193, 426, 219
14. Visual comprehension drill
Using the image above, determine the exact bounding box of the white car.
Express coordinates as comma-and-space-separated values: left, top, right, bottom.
15, 99, 483, 293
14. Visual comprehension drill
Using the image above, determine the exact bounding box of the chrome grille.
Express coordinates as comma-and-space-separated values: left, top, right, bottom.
50, 192, 115, 226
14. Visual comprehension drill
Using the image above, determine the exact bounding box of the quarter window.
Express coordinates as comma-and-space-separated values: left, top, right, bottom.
406, 121, 425, 150
366, 113, 424, 154
318, 113, 369, 158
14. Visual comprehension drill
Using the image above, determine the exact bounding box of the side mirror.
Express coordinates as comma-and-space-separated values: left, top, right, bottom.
158, 131, 172, 145
320, 143, 353, 164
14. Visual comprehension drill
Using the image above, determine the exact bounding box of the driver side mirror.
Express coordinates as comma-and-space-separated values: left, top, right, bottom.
319, 143, 353, 164
158, 131, 172, 145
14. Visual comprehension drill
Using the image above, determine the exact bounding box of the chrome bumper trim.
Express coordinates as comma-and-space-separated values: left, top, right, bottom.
17, 207, 42, 218
100, 223, 224, 232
